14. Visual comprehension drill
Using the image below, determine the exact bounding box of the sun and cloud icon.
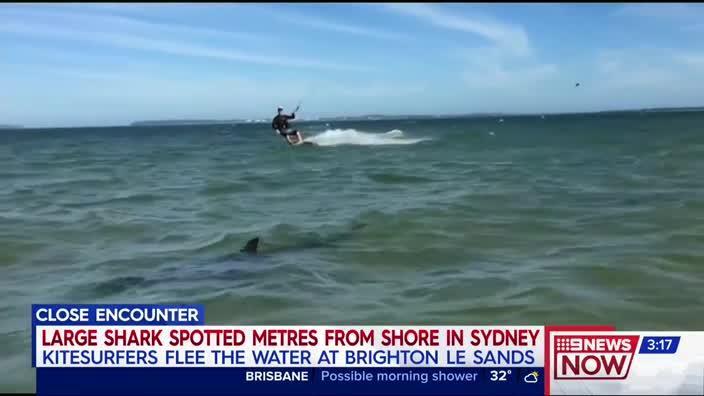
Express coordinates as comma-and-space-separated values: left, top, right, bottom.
524, 371, 540, 384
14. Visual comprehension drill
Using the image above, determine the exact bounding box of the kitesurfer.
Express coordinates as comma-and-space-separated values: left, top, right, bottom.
272, 106, 303, 145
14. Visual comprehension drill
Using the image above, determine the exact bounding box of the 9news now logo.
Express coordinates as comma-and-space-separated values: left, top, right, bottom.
553, 335, 640, 380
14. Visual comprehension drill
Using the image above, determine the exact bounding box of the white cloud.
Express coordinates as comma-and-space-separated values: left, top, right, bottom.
605, 67, 678, 89
383, 3, 545, 92
587, 48, 703, 108
384, 3, 531, 56
461, 60, 557, 89
594, 50, 675, 87
268, 8, 407, 41
53, 67, 421, 104
0, 20, 371, 72
0, 59, 428, 126
4, 45, 169, 75
613, 3, 704, 36
0, 7, 264, 42
449, 41, 554, 93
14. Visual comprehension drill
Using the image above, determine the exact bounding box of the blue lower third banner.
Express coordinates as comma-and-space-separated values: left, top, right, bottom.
37, 367, 544, 396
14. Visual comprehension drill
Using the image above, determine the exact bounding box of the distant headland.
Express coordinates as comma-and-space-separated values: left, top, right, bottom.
316, 106, 704, 121
129, 106, 704, 127
130, 119, 248, 126
0, 124, 23, 129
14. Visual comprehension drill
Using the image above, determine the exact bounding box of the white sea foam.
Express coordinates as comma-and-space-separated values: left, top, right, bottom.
305, 129, 428, 146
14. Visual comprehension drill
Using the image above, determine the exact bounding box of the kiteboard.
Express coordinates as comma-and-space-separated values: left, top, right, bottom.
287, 135, 315, 146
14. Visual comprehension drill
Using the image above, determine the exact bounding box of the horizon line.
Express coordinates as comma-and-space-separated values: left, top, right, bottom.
4, 105, 704, 130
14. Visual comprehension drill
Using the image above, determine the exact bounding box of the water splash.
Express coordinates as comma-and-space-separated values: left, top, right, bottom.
305, 129, 429, 146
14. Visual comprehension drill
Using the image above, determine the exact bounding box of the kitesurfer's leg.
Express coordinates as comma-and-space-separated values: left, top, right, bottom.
277, 129, 292, 145
285, 129, 301, 145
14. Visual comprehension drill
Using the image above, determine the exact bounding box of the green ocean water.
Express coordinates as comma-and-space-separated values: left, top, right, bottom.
1, 112, 703, 391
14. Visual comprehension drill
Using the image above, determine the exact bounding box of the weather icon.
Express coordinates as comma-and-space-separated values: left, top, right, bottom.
524, 371, 539, 384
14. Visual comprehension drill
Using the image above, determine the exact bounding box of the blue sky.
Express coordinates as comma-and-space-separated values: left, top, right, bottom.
2, 3, 704, 127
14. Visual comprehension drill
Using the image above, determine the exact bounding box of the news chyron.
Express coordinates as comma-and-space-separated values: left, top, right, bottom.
32, 305, 704, 396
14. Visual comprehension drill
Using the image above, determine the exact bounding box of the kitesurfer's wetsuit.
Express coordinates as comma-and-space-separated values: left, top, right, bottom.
272, 113, 298, 138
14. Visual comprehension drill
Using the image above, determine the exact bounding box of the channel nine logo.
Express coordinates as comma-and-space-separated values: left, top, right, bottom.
553, 335, 640, 380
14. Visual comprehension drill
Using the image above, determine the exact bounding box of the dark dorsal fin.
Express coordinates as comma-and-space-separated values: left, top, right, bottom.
240, 237, 259, 254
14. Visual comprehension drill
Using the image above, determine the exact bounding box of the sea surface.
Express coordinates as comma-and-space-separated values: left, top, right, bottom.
1, 112, 704, 391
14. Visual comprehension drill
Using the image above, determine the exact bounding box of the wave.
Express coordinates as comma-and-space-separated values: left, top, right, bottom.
63, 193, 165, 208
305, 129, 429, 146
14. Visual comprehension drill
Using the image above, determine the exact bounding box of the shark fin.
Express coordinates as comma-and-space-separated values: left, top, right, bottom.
240, 237, 260, 254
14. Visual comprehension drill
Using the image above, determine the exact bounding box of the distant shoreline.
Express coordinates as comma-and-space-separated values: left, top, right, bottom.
314, 106, 704, 122
130, 119, 248, 127
5, 106, 704, 130
130, 106, 704, 126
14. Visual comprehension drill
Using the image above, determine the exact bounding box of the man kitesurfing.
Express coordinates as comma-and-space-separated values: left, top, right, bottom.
272, 105, 304, 145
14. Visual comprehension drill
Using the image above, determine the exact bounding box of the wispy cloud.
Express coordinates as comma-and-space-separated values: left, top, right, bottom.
323, 81, 426, 98
0, 59, 419, 125
412, 3, 548, 93
4, 44, 166, 72
268, 8, 407, 41
593, 49, 683, 90
612, 3, 703, 21
461, 60, 557, 89
0, 8, 266, 44
384, 3, 531, 56
604, 67, 678, 90
0, 11, 372, 72
613, 4, 704, 35
0, 61, 318, 123
60, 3, 163, 14
675, 52, 704, 68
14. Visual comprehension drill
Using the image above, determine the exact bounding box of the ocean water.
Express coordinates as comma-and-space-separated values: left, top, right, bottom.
1, 112, 704, 391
